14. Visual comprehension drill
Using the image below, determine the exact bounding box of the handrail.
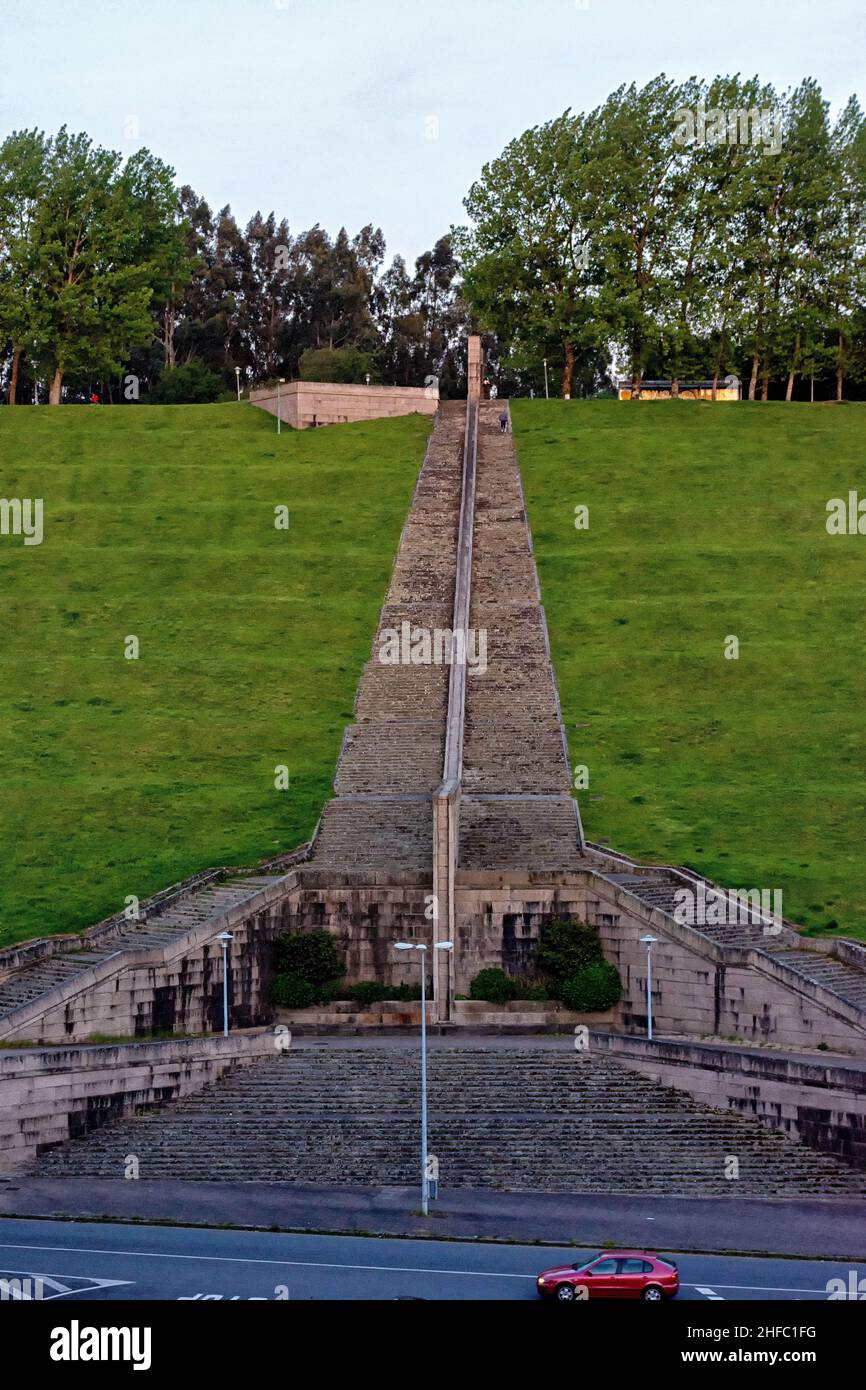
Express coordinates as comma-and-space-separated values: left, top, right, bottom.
439, 398, 478, 792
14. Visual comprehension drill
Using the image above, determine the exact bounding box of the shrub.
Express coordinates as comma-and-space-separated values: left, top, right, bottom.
392, 982, 423, 1002
148, 361, 222, 404
558, 961, 622, 1013
345, 981, 391, 1007
522, 983, 550, 1002
534, 918, 604, 981
340, 981, 422, 1005
271, 975, 318, 1010
273, 930, 344, 986
298, 347, 378, 384
469, 968, 519, 1003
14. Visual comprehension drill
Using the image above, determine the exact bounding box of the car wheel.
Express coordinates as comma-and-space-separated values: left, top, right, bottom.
555, 1283, 576, 1302
642, 1284, 664, 1302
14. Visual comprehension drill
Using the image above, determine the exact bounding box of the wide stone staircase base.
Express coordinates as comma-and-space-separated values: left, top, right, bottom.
34, 1043, 866, 1196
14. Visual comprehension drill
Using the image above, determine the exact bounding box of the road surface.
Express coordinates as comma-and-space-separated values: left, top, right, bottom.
0, 1219, 863, 1301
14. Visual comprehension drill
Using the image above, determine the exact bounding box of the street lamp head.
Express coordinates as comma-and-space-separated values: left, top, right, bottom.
395, 941, 422, 951
434, 942, 454, 951
217, 931, 234, 944
640, 935, 657, 946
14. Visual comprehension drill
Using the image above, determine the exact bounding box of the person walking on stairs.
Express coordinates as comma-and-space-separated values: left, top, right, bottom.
499, 409, 509, 434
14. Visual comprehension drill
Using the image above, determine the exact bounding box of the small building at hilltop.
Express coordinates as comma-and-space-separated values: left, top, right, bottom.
249, 379, 439, 429
617, 377, 741, 401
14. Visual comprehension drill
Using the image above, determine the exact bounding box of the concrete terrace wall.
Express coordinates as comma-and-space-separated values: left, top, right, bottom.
249, 381, 438, 430
0, 878, 298, 1045
594, 1033, 866, 1168
450, 871, 866, 1053
0, 1031, 276, 1171
286, 870, 434, 990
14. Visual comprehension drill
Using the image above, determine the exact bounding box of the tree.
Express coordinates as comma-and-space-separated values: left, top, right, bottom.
0, 129, 48, 404
4, 127, 184, 404
457, 110, 608, 398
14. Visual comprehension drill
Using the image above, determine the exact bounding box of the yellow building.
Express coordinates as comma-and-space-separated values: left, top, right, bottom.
617, 377, 741, 401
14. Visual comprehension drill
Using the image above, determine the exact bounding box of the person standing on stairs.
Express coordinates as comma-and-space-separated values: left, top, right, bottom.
499, 409, 509, 433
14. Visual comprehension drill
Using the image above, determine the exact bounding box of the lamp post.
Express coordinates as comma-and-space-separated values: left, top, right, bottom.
234, 366, 241, 402
395, 940, 453, 1215
640, 935, 657, 1040
277, 377, 285, 434
543, 358, 549, 399
216, 931, 234, 1036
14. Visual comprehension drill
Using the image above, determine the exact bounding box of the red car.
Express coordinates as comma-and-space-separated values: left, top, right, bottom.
537, 1251, 679, 1302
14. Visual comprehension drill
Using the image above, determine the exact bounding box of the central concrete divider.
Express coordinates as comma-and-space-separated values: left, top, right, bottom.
433, 397, 478, 1017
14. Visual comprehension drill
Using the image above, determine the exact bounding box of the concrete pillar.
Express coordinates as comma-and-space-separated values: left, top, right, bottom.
432, 786, 457, 1022
467, 336, 484, 402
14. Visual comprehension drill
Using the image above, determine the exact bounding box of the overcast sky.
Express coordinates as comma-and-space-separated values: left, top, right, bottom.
2, 0, 863, 266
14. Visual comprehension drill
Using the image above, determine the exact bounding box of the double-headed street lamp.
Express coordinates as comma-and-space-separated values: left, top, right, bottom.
395, 940, 453, 1215
640, 934, 657, 1040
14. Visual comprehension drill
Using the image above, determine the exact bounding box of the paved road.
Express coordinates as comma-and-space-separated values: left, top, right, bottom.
0, 1220, 863, 1301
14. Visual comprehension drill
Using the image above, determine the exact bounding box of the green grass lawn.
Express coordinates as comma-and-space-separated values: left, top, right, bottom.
512, 399, 866, 942
0, 403, 429, 947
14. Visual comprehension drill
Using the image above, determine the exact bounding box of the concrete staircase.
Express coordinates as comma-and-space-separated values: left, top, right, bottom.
309, 402, 464, 872
459, 402, 583, 870
35, 1044, 866, 1195
0, 877, 280, 1024
602, 868, 866, 1015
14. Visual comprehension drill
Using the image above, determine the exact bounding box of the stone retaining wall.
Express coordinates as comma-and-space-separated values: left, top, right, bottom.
593, 1032, 866, 1167
249, 380, 438, 429
0, 879, 297, 1044
451, 871, 866, 1052
0, 1031, 276, 1170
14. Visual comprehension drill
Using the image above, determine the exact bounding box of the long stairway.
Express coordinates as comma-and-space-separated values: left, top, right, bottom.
459, 402, 583, 870
309, 402, 464, 872
35, 1044, 866, 1195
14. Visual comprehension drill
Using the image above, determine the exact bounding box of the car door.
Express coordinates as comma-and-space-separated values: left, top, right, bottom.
616, 1258, 651, 1298
584, 1257, 621, 1298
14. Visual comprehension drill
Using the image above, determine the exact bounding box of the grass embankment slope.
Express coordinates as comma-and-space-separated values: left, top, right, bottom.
0, 403, 429, 947
513, 399, 865, 942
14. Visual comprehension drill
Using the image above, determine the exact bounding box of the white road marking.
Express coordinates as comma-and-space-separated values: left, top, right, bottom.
0, 1269, 132, 1299
0, 1243, 532, 1280
0, 1243, 849, 1297
696, 1286, 725, 1299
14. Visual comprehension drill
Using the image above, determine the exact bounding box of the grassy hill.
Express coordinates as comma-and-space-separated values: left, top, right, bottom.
513, 399, 866, 942
0, 403, 429, 947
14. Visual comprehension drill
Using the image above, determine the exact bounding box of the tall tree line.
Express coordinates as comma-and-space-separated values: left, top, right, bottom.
0, 127, 467, 404
456, 75, 866, 400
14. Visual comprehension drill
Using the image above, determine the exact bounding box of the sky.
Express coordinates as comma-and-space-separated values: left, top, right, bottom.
1, 0, 864, 267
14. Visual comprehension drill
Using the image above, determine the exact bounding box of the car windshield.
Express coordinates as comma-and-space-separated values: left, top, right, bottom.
571, 1258, 599, 1272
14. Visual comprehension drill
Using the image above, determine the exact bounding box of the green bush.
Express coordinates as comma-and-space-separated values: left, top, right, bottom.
522, 983, 550, 1002
148, 361, 222, 404
271, 975, 318, 1009
298, 347, 378, 384
534, 918, 604, 981
273, 930, 344, 986
341, 981, 422, 1005
558, 961, 622, 1012
345, 981, 391, 1007
469, 968, 519, 1003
